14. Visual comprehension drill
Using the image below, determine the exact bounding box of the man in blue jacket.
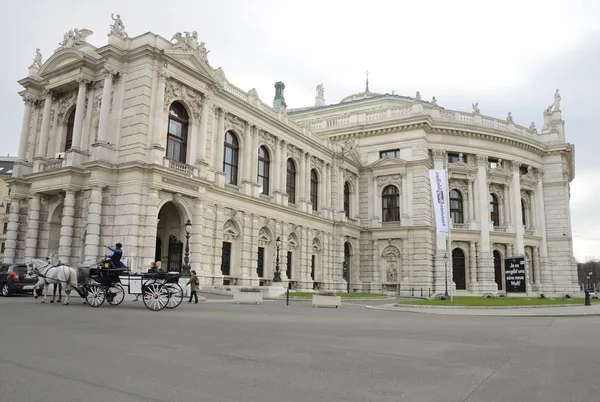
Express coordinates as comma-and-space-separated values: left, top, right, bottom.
106, 243, 126, 268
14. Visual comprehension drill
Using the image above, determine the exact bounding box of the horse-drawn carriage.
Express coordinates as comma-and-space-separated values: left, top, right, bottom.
28, 257, 184, 311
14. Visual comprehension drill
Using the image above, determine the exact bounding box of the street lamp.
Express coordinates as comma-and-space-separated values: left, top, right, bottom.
443, 253, 449, 297
588, 271, 593, 292
273, 237, 282, 282
183, 219, 192, 276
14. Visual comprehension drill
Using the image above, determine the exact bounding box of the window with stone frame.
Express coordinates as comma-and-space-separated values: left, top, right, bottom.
344, 182, 351, 217
166, 102, 189, 163
286, 158, 296, 204
5, 203, 10, 214
447, 153, 460, 163
310, 169, 318, 211
379, 149, 399, 158
64, 109, 76, 151
2, 222, 7, 234
0, 242, 4, 254
223, 131, 239, 185
382, 185, 400, 222
489, 193, 500, 226
488, 157, 500, 169
257, 146, 270, 195
449, 189, 464, 224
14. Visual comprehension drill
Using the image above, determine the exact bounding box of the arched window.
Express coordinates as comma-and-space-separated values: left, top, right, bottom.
166, 102, 189, 163
489, 194, 500, 226
382, 185, 400, 222
286, 159, 296, 204
450, 189, 464, 224
452, 248, 466, 290
257, 146, 270, 195
223, 131, 239, 185
310, 169, 318, 211
64, 109, 76, 151
344, 182, 351, 218
521, 199, 527, 226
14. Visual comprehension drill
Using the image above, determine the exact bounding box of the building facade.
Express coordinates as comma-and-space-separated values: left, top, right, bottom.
0, 156, 16, 260
4, 17, 578, 294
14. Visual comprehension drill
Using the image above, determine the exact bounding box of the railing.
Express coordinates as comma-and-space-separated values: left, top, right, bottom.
41, 160, 63, 172
493, 225, 507, 232
525, 227, 536, 236
452, 223, 470, 229
165, 159, 194, 176
382, 221, 402, 227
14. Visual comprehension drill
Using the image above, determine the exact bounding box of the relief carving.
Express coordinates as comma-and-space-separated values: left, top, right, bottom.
164, 79, 203, 119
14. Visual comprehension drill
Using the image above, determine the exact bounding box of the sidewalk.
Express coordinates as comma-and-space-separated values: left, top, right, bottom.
366, 303, 600, 317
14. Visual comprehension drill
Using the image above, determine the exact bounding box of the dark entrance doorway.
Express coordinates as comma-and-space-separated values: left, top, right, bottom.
221, 242, 232, 276
155, 237, 162, 263
286, 251, 292, 280
452, 248, 467, 290
494, 250, 503, 290
167, 235, 183, 272
257, 247, 265, 278
311, 255, 315, 280
343, 242, 351, 281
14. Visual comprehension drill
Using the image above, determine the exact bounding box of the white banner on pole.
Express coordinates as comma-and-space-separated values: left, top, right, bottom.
429, 169, 450, 236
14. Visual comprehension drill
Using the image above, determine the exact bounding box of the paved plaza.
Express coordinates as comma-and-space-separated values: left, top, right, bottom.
0, 294, 599, 402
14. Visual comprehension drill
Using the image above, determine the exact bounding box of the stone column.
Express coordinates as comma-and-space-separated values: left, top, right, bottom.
338, 166, 345, 219
197, 94, 211, 162
241, 123, 253, 195
503, 184, 510, 226
353, 172, 359, 220
215, 108, 225, 172
251, 128, 260, 196
273, 138, 282, 199
469, 241, 477, 289
467, 179, 475, 222
372, 175, 379, 222
190, 199, 204, 283
306, 153, 313, 212
36, 91, 53, 159
281, 140, 288, 206
299, 151, 307, 211
476, 155, 494, 292
187, 122, 199, 166
142, 188, 159, 268
18, 96, 34, 162
320, 162, 327, 212
533, 246, 541, 290
152, 71, 169, 148
24, 195, 41, 261
70, 77, 89, 150
3, 198, 22, 264
58, 190, 76, 264
535, 173, 550, 290
401, 173, 408, 222
96, 67, 116, 143
84, 186, 103, 263
511, 162, 525, 255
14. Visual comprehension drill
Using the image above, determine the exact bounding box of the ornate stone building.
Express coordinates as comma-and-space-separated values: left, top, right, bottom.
4, 16, 578, 294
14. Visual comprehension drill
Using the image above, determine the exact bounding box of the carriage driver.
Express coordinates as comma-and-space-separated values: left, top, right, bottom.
106, 243, 126, 269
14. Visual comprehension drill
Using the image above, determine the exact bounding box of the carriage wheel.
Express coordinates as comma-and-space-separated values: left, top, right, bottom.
106, 284, 125, 306
165, 283, 183, 309
142, 283, 168, 311
85, 285, 105, 307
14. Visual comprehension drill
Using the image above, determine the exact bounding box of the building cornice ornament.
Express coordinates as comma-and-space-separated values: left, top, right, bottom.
375, 174, 402, 189
57, 28, 93, 51
476, 155, 488, 166
164, 79, 203, 119
432, 149, 446, 162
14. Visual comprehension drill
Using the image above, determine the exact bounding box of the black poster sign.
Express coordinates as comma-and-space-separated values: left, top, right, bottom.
505, 257, 526, 293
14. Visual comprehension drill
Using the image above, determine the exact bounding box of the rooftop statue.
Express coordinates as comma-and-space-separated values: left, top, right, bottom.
553, 89, 561, 111
316, 83, 324, 98
171, 31, 209, 59
58, 28, 93, 49
472, 103, 480, 114
29, 48, 42, 69
431, 96, 438, 106
110, 13, 128, 38
506, 112, 514, 124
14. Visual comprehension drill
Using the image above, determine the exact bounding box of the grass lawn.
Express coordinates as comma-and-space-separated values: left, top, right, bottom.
397, 296, 600, 307
287, 292, 388, 298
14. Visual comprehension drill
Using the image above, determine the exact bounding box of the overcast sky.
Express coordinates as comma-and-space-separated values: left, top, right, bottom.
1, 0, 599, 260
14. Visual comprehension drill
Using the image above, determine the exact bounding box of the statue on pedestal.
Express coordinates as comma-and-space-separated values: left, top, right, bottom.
110, 14, 128, 38
553, 89, 561, 111
472, 103, 480, 114
29, 48, 42, 69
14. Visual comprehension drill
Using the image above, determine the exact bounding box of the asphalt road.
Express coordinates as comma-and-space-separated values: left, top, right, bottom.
0, 294, 599, 402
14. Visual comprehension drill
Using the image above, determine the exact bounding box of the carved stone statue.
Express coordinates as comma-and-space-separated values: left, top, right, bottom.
29, 48, 42, 69
415, 91, 421, 101
316, 84, 324, 98
386, 264, 397, 283
198, 41, 210, 61
110, 13, 128, 38
58, 28, 93, 49
529, 122, 536, 130
472, 103, 480, 114
431, 96, 438, 106
553, 89, 561, 111
171, 31, 205, 53
506, 112, 514, 124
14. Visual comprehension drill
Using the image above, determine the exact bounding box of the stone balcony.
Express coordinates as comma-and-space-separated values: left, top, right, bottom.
163, 158, 197, 177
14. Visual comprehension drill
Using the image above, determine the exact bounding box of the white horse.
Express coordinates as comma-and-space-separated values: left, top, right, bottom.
27, 258, 79, 305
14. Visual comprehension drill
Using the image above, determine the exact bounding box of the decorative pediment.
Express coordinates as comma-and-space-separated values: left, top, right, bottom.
164, 50, 219, 85
37, 49, 85, 76
367, 156, 407, 170
382, 245, 401, 258
287, 233, 299, 249
375, 174, 402, 189
312, 237, 322, 253
223, 219, 240, 240
258, 226, 273, 246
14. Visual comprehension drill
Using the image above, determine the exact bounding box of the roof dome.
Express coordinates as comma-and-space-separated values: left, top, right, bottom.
340, 90, 382, 103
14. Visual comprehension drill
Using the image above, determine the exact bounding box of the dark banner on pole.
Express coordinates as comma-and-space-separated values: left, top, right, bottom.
505, 257, 526, 293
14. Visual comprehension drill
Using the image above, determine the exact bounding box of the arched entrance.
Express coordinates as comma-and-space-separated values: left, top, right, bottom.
156, 202, 183, 272
452, 248, 466, 290
493, 250, 503, 290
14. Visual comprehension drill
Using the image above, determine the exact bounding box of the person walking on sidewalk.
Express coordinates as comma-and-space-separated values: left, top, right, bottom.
185, 270, 199, 303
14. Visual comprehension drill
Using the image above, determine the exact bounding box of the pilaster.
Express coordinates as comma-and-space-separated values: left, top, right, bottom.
58, 190, 76, 264
3, 198, 22, 264
24, 195, 41, 261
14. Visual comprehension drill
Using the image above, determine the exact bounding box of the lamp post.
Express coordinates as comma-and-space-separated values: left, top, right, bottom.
273, 236, 282, 282
443, 253, 449, 297
588, 271, 593, 292
183, 219, 192, 276
343, 260, 349, 293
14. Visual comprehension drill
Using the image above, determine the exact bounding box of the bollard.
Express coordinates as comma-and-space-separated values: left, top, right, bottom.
420, 288, 423, 297
429, 287, 431, 297
411, 287, 414, 296
585, 290, 591, 306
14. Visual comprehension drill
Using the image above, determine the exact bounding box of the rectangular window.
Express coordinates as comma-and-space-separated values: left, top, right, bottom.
5, 203, 10, 214
2, 222, 7, 234
220, 242, 232, 276
257, 247, 265, 278
0, 243, 4, 253
488, 158, 499, 169
447, 153, 460, 163
379, 149, 399, 158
